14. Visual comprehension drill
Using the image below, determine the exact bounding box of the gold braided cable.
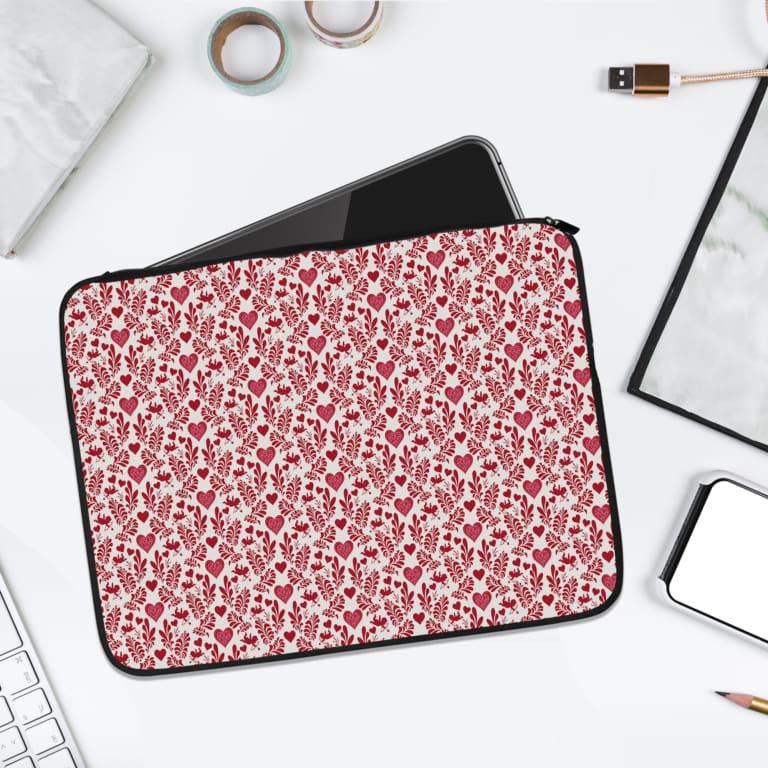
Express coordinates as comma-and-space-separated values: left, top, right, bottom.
681, 67, 768, 85
681, 2, 768, 85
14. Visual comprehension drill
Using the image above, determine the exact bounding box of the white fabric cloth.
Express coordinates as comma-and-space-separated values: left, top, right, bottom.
0, 0, 149, 255
639, 88, 768, 444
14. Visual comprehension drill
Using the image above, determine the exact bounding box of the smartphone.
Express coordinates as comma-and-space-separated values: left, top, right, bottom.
153, 136, 522, 267
661, 474, 768, 647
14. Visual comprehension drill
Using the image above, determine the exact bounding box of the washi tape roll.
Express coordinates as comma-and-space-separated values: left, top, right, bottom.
208, 7, 291, 94
304, 1, 383, 48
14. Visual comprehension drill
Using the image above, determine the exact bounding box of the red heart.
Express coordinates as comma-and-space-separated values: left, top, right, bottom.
274, 584, 293, 603
602, 574, 617, 591
472, 591, 491, 611
137, 533, 155, 552
366, 293, 385, 311
593, 504, 610, 523
413, 612, 425, 624
385, 428, 404, 447
256, 447, 275, 466
128, 465, 147, 484
334, 541, 353, 559
197, 490, 215, 509
514, 411, 533, 430
376, 361, 394, 379
298, 267, 317, 286
445, 386, 463, 404
239, 310, 258, 329
426, 250, 445, 269
504, 343, 523, 361
343, 609, 362, 628
307, 336, 327, 355
265, 515, 284, 534
214, 628, 233, 647
435, 318, 455, 337
326, 472, 344, 491
205, 559, 224, 578
119, 396, 138, 415
404, 566, 422, 585
583, 436, 600, 455
453, 454, 473, 473
145, 602, 164, 622
170, 285, 189, 304
110, 328, 129, 347
316, 404, 335, 423
533, 548, 551, 566
494, 274, 514, 293
248, 378, 266, 397
573, 368, 591, 386
523, 479, 542, 498
564, 300, 581, 318
394, 497, 413, 516
542, 594, 554, 606
188, 422, 207, 441
554, 233, 571, 251
463, 523, 481, 541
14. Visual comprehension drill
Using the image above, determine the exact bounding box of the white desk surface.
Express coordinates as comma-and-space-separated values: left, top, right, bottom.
2, 1, 768, 764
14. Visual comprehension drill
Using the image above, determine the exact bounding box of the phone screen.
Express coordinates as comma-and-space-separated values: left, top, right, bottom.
156, 140, 521, 267
667, 479, 768, 642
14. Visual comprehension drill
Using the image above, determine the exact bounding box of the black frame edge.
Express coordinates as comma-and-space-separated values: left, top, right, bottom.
59, 218, 623, 677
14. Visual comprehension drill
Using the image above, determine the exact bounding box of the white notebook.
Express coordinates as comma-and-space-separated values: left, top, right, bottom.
662, 477, 768, 644
0, 0, 150, 256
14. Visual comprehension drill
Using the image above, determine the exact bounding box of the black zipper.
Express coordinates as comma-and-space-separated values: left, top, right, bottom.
544, 217, 579, 235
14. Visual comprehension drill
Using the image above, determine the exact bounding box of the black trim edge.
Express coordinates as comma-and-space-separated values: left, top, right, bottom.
59, 218, 623, 677
629, 70, 768, 415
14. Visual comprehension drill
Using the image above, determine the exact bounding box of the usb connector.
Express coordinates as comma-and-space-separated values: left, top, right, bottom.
609, 63, 768, 96
609, 64, 679, 96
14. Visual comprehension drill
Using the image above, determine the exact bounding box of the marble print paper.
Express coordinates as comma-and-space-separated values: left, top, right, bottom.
638, 84, 768, 445
0, 0, 150, 255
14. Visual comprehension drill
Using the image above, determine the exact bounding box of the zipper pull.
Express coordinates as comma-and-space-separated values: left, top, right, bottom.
544, 217, 579, 235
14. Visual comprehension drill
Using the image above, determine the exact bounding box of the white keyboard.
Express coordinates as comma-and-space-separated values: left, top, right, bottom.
0, 570, 83, 767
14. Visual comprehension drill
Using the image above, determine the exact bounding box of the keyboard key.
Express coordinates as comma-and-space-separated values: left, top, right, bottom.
13, 688, 51, 725
26, 717, 64, 754
8, 758, 34, 768
15, 688, 51, 724
0, 696, 12, 726
0, 726, 25, 759
0, 653, 37, 694
0, 595, 21, 658
39, 748, 76, 767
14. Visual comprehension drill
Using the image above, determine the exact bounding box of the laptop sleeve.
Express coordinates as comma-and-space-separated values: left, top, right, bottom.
61, 219, 622, 674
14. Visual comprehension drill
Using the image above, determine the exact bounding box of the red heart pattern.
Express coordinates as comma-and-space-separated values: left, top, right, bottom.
62, 223, 618, 671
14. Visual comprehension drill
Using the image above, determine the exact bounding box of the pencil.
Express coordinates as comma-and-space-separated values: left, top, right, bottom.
716, 691, 768, 715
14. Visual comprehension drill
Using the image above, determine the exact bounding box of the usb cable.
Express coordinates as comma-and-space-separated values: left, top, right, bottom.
610, 0, 768, 96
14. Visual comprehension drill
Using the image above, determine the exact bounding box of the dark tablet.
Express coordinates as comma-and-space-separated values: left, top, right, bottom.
153, 136, 522, 267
